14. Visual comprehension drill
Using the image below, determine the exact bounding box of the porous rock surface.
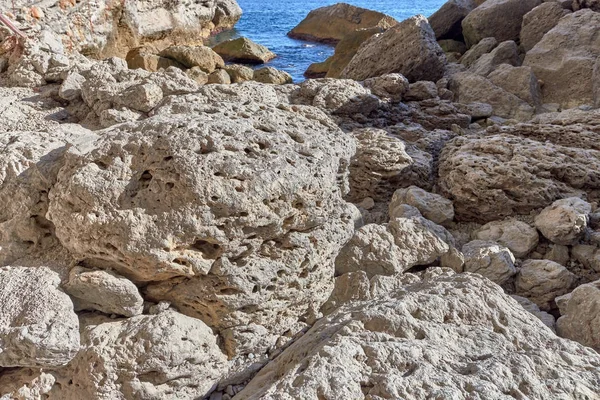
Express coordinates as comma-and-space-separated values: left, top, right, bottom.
236, 271, 600, 399
556, 279, 600, 351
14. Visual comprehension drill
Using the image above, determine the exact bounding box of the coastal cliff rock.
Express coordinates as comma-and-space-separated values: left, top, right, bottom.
288, 3, 398, 43
341, 15, 447, 82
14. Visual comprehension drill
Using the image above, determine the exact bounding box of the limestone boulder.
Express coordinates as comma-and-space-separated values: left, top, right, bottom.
438, 123, 600, 222
224, 64, 255, 83
186, 66, 210, 85
212, 37, 276, 64
237, 271, 600, 399
511, 295, 556, 330
126, 46, 185, 72
448, 72, 535, 120
460, 37, 498, 67
556, 279, 600, 351
253, 67, 293, 84
520, 2, 571, 52
572, 0, 600, 11
64, 266, 144, 317
487, 64, 542, 107
214, 0, 243, 29
363, 73, 409, 102
462, 0, 542, 47
534, 197, 591, 245
49, 310, 228, 399
0, 267, 79, 368
515, 259, 577, 310
524, 9, 600, 109
341, 15, 447, 82
47, 102, 357, 352
207, 69, 231, 84
462, 240, 516, 285
404, 81, 439, 101
572, 244, 600, 273
159, 45, 225, 73
389, 186, 454, 226
468, 40, 519, 77
287, 3, 397, 43
335, 217, 451, 278
296, 79, 380, 116
429, 0, 477, 40
0, 369, 55, 400
474, 219, 539, 258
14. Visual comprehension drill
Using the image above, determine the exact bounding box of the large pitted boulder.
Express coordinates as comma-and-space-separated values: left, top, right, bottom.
341, 15, 447, 82
335, 217, 451, 278
212, 37, 276, 64
0, 267, 79, 368
46, 102, 357, 353
449, 72, 535, 120
534, 197, 591, 245
520, 2, 572, 52
49, 310, 228, 399
524, 9, 600, 109
159, 45, 225, 72
389, 186, 454, 226
462, 240, 516, 285
438, 119, 600, 222
288, 3, 398, 43
474, 219, 539, 258
462, 0, 542, 47
429, 0, 477, 40
556, 280, 600, 351
516, 259, 577, 311
236, 271, 600, 399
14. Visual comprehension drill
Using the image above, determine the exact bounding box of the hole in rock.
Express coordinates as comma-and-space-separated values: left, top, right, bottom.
190, 240, 222, 259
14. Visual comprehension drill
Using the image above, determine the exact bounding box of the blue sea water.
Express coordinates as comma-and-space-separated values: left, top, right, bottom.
208, 0, 447, 82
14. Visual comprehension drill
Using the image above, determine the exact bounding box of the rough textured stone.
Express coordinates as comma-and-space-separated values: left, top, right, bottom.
0, 369, 56, 400
237, 271, 600, 399
572, 244, 600, 273
64, 266, 144, 317
0, 267, 79, 368
207, 69, 231, 84
524, 9, 600, 108
475, 219, 539, 258
363, 73, 409, 102
468, 40, 519, 77
572, 0, 600, 11
516, 259, 577, 310
49, 310, 228, 399
462, 0, 542, 47
296, 79, 380, 116
126, 47, 185, 72
460, 37, 498, 67
534, 197, 591, 245
341, 15, 447, 82
429, 0, 477, 40
212, 37, 275, 64
389, 186, 454, 226
488, 64, 542, 107
287, 3, 397, 43
462, 240, 516, 285
556, 279, 600, 351
511, 295, 556, 330
223, 64, 255, 83
335, 217, 451, 278
186, 66, 210, 85
253, 67, 293, 84
47, 103, 356, 352
520, 2, 572, 52
159, 45, 225, 72
404, 81, 439, 101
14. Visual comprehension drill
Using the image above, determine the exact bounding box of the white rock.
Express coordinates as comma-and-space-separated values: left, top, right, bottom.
515, 259, 577, 310
0, 267, 79, 367
534, 197, 591, 245
462, 240, 516, 285
474, 218, 539, 258
389, 186, 454, 226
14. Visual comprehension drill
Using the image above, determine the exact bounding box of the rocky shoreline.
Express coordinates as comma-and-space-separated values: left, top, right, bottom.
1, 0, 600, 399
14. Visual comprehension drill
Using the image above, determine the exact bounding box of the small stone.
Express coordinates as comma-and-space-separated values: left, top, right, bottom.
515, 259, 577, 311
389, 186, 454, 226
462, 240, 516, 285
474, 218, 539, 258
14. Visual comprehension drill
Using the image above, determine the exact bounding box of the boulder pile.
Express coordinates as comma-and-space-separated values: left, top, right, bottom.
1, 0, 600, 399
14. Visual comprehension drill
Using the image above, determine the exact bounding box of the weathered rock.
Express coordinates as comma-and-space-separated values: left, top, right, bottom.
572, 0, 600, 11
237, 271, 600, 399
516, 259, 577, 310
0, 369, 56, 400
429, 0, 477, 40
556, 279, 600, 351
0, 267, 79, 368
297, 79, 380, 116
363, 73, 409, 102
389, 186, 454, 226
524, 9, 600, 109
64, 266, 144, 317
488, 64, 542, 107
545, 244, 570, 266
462, 240, 516, 284
224, 64, 255, 83
207, 69, 232, 84
335, 217, 451, 278
47, 103, 356, 352
520, 2, 572, 52
468, 40, 519, 76
438, 39, 468, 54
572, 244, 600, 273
511, 295, 556, 330
159, 45, 225, 72
341, 15, 447, 82
113, 82, 163, 113
126, 46, 185, 72
449, 72, 535, 120
49, 310, 228, 399
214, 0, 243, 29
438, 124, 600, 222
404, 81, 439, 101
462, 0, 542, 47
58, 71, 86, 101
534, 197, 591, 245
288, 3, 397, 43
460, 37, 498, 67
212, 37, 275, 64
186, 66, 210, 85
253, 67, 293, 84
474, 219, 539, 258
455, 102, 493, 119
